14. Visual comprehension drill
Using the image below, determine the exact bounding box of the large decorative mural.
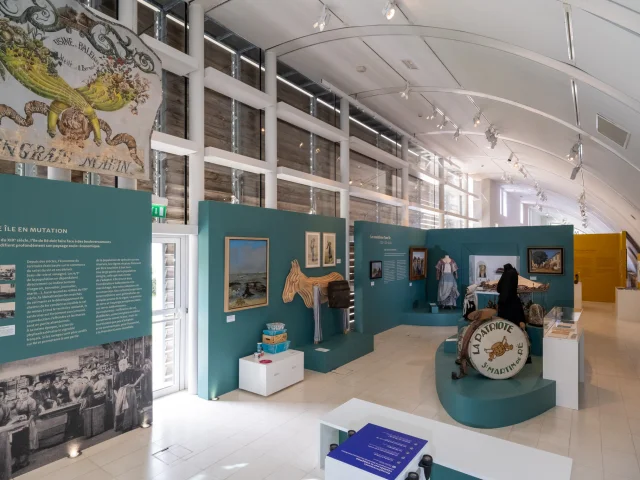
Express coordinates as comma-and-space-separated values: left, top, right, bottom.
0, 0, 162, 180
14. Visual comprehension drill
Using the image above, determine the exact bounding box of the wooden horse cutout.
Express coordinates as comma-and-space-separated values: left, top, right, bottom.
282, 260, 344, 308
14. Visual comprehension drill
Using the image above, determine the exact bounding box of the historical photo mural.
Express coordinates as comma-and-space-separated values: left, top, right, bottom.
0, 336, 152, 476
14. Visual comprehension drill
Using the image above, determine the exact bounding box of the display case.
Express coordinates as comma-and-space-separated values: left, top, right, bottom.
543, 307, 582, 339
468, 255, 520, 285
543, 306, 585, 409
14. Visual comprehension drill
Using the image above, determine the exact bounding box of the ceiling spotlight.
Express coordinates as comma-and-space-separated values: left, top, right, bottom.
382, 0, 396, 20
313, 5, 331, 31
537, 204, 543, 212
570, 163, 582, 180
428, 107, 437, 120
567, 141, 581, 162
453, 128, 460, 141
507, 153, 513, 163
485, 125, 498, 149
438, 118, 448, 129
400, 82, 410, 99
473, 111, 481, 127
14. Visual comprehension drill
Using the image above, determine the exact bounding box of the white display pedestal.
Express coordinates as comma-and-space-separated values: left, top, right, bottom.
239, 350, 303, 396
574, 282, 582, 310
543, 310, 584, 410
319, 399, 572, 480
616, 288, 640, 322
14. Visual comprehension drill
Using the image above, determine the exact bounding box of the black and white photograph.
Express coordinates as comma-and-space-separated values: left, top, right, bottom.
0, 304, 14, 320
0, 335, 152, 476
0, 286, 15, 301
0, 267, 14, 282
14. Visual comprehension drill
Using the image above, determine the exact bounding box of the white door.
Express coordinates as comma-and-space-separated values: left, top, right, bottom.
151, 236, 187, 398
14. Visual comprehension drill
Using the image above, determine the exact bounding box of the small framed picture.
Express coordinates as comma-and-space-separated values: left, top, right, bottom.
409, 247, 427, 281
305, 232, 321, 268
322, 233, 337, 267
370, 261, 382, 280
527, 247, 564, 275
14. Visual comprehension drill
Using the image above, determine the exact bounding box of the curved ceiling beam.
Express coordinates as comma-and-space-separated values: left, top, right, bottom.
267, 25, 640, 114
422, 130, 574, 164
357, 85, 639, 175
424, 130, 640, 213
564, 0, 640, 36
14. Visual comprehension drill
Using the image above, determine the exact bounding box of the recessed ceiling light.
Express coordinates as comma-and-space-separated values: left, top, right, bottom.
356, 65, 367, 73
401, 59, 418, 70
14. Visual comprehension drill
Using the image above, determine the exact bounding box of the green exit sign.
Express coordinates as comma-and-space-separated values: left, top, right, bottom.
152, 204, 167, 218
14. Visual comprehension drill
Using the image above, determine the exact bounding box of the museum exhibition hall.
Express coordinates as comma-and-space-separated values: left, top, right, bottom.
1, 0, 640, 479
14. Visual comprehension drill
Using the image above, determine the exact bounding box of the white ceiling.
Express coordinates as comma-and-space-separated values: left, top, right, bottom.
203, 0, 640, 239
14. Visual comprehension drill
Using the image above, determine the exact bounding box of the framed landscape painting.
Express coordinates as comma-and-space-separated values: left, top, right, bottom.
527, 247, 564, 275
224, 237, 269, 312
305, 232, 321, 268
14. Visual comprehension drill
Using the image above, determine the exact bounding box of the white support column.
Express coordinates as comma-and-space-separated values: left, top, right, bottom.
117, 0, 137, 190
438, 157, 445, 229
264, 51, 278, 209
401, 137, 409, 226
339, 97, 350, 278
187, 2, 205, 396
47, 168, 71, 181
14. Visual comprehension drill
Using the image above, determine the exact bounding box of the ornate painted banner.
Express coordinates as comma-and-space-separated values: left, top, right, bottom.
0, 0, 162, 180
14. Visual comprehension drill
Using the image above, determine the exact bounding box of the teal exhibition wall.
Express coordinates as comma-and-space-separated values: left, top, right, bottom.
355, 222, 575, 336
198, 201, 347, 399
426, 225, 575, 310
354, 221, 428, 335
0, 175, 152, 478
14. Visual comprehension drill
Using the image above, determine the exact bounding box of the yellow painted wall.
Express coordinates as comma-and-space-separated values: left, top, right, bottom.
574, 233, 627, 303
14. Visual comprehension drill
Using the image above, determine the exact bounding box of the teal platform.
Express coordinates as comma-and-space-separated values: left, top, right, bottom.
299, 332, 374, 373
435, 341, 555, 428
403, 308, 462, 326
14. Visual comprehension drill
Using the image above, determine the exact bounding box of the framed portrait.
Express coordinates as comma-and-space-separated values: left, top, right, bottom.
527, 247, 564, 275
370, 261, 383, 280
409, 247, 427, 281
323, 233, 337, 267
305, 232, 321, 268
224, 237, 269, 312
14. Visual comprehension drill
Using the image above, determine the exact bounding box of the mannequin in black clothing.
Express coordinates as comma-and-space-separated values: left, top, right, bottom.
497, 263, 531, 363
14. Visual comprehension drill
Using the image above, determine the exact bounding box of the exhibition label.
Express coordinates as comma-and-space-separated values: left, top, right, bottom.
0, 175, 151, 363
328, 423, 427, 479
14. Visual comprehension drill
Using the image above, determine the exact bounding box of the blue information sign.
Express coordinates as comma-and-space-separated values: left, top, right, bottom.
328, 423, 428, 479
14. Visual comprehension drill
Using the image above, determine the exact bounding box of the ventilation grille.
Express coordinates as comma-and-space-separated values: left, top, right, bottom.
597, 114, 630, 148
401, 59, 418, 70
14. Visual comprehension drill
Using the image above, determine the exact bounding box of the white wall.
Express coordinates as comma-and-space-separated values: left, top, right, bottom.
481, 179, 527, 227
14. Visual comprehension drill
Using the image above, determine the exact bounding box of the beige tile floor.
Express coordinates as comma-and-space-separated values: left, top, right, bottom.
16, 301, 640, 480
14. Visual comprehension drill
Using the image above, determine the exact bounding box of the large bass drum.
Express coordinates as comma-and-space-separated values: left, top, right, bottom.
454, 317, 530, 380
